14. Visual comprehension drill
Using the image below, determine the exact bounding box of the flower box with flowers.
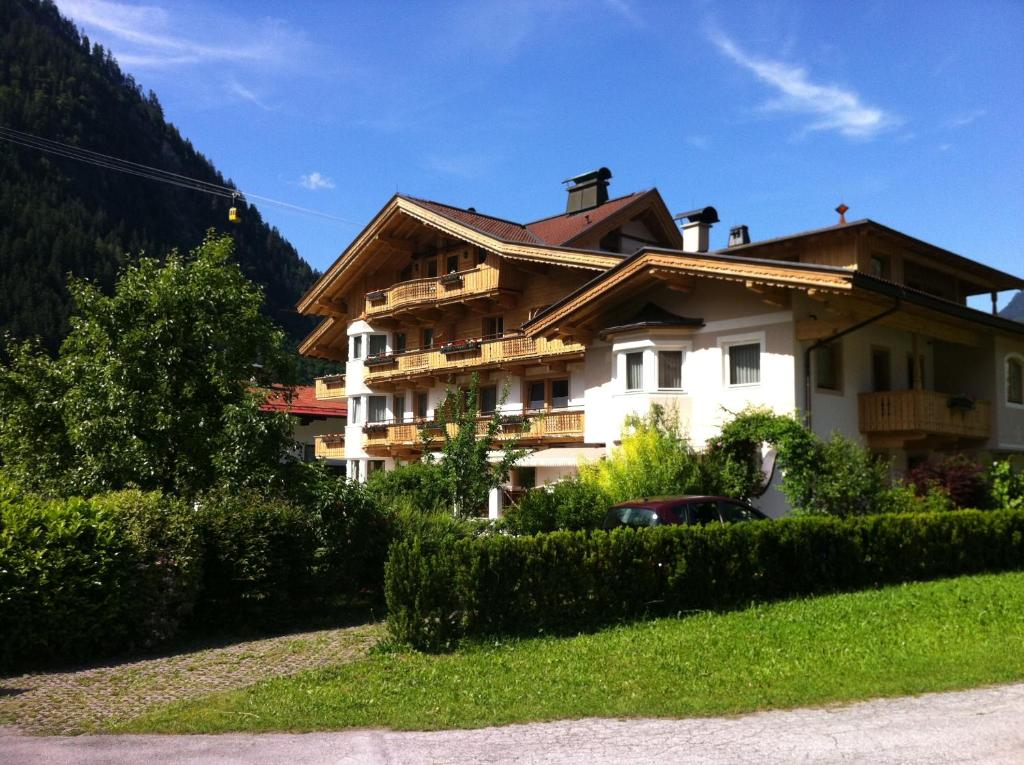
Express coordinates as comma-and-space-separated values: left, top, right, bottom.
366, 289, 387, 302
439, 272, 463, 286
947, 393, 977, 412
364, 353, 397, 367
440, 339, 482, 355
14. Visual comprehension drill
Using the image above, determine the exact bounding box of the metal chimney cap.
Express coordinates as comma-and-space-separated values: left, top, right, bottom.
673, 206, 720, 225
562, 167, 612, 186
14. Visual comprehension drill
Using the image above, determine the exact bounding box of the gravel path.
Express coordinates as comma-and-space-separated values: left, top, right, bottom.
0, 623, 383, 735
2, 682, 1022, 764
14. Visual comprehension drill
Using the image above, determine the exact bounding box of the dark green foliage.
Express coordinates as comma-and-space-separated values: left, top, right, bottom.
0, 479, 200, 669
0, 0, 318, 351
190, 489, 318, 629
0, 234, 297, 497
908, 454, 989, 509
366, 460, 450, 513
791, 432, 891, 517
385, 509, 1024, 650
501, 478, 610, 534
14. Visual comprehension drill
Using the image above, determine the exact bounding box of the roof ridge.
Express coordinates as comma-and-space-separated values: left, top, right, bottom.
524, 190, 649, 226
400, 194, 530, 230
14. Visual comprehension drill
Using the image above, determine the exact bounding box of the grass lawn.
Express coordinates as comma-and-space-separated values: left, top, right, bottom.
120, 571, 1024, 733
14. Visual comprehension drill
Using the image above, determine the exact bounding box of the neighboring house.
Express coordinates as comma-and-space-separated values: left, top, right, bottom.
260, 384, 347, 470
295, 168, 1024, 515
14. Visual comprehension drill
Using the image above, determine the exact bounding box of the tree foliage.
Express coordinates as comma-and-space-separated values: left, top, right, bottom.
0, 233, 297, 497
427, 374, 526, 517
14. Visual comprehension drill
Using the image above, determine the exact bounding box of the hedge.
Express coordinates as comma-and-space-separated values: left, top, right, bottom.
385, 510, 1024, 650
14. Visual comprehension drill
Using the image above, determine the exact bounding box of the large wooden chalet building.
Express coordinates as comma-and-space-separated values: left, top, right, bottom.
297, 168, 1024, 516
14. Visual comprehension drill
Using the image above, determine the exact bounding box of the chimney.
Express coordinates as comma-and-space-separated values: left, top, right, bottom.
728, 225, 750, 247
563, 167, 612, 214
835, 203, 849, 225
674, 206, 720, 253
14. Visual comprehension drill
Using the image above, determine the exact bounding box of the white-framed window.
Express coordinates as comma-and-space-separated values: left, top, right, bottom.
368, 334, 387, 357
613, 338, 691, 393
657, 350, 684, 390
625, 351, 644, 391
349, 396, 362, 424
815, 341, 843, 393
351, 335, 363, 360
1007, 353, 1024, 407
719, 332, 764, 388
367, 395, 388, 423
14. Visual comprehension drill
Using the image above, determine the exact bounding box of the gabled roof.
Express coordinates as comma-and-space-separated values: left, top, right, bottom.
526, 191, 650, 245
260, 385, 347, 418
600, 303, 704, 337
401, 196, 543, 245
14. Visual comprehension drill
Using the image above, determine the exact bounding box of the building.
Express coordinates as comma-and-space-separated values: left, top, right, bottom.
296, 168, 1024, 515
260, 384, 347, 468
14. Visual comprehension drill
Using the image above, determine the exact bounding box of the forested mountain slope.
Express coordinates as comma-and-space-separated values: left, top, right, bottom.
1001, 291, 1024, 322
0, 0, 319, 350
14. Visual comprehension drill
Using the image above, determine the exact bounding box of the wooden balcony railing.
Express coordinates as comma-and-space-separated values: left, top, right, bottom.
314, 433, 346, 460
364, 334, 585, 384
858, 389, 990, 445
314, 375, 346, 401
363, 408, 585, 454
365, 266, 511, 317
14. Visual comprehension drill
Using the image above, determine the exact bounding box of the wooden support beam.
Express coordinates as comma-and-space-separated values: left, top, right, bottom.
373, 235, 413, 254
650, 269, 695, 293
315, 297, 348, 316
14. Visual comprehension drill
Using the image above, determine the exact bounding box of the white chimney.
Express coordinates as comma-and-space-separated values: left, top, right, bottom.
674, 206, 719, 253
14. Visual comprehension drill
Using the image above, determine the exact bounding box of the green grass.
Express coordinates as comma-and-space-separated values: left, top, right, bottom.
120, 571, 1024, 733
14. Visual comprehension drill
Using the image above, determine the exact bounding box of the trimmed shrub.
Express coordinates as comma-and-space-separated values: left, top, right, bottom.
0, 485, 199, 670
501, 478, 610, 534
385, 509, 1024, 651
191, 489, 318, 628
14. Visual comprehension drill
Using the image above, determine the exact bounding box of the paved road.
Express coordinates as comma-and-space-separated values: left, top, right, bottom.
2, 683, 1022, 764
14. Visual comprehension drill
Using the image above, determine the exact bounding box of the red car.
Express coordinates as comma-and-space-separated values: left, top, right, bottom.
603, 496, 769, 530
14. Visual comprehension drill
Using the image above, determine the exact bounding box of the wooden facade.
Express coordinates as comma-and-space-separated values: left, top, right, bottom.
858, 390, 991, 448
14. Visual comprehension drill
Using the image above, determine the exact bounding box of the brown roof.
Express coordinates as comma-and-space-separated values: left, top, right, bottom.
401, 196, 542, 244
526, 191, 648, 245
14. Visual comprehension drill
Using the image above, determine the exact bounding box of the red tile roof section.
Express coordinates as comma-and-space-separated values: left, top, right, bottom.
260, 385, 347, 418
403, 196, 543, 244
525, 191, 647, 245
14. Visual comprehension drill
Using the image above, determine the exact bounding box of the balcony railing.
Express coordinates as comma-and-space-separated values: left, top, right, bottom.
858, 389, 990, 444
365, 266, 514, 318
363, 333, 585, 384
314, 433, 346, 460
363, 408, 585, 454
314, 375, 346, 401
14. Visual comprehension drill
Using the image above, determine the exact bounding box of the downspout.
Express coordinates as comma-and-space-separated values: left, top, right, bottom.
803, 300, 901, 430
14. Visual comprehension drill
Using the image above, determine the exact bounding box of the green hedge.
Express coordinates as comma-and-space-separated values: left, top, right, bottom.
0, 486, 199, 669
385, 510, 1024, 650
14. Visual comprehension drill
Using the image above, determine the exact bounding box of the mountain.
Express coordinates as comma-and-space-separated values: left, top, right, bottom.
1001, 291, 1024, 322
0, 0, 320, 355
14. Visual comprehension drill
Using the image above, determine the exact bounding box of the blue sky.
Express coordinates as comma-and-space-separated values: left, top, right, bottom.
58, 0, 1024, 309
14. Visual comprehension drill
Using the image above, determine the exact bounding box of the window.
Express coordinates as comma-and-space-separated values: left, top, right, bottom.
368, 460, 385, 476
367, 395, 388, 423
302, 443, 315, 462
1008, 356, 1024, 405
718, 501, 765, 523
815, 343, 842, 392
551, 379, 569, 408
347, 460, 360, 481
399, 264, 413, 282
479, 385, 497, 413
515, 467, 536, 489
368, 334, 387, 357
446, 254, 459, 274
414, 391, 429, 419
527, 381, 546, 410
658, 350, 683, 389
871, 347, 891, 392
350, 397, 361, 424
393, 394, 406, 422
483, 316, 504, 339
352, 335, 363, 359
870, 254, 891, 279
422, 328, 434, 349
626, 351, 644, 391
477, 250, 487, 265
728, 343, 760, 386
394, 332, 407, 353
688, 501, 720, 525
907, 353, 925, 390
426, 259, 438, 278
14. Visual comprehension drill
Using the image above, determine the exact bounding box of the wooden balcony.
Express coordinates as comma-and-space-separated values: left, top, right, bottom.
858, 389, 990, 449
314, 375, 346, 401
364, 334, 585, 387
363, 408, 585, 457
364, 266, 518, 319
314, 433, 346, 460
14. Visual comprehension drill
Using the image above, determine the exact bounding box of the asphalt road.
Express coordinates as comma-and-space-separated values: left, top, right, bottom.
2, 682, 1022, 764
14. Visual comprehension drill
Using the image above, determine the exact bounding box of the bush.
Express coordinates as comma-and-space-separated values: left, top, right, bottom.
790, 433, 891, 517
990, 459, 1024, 511
366, 460, 449, 513
501, 478, 610, 534
191, 489, 318, 628
0, 483, 199, 670
908, 455, 988, 508
385, 509, 1024, 651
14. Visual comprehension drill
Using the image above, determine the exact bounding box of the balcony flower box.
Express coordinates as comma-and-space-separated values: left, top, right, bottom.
439, 272, 463, 287
500, 414, 529, 429
366, 289, 387, 302
364, 422, 388, 434
440, 339, 481, 355
947, 393, 976, 413
364, 353, 396, 367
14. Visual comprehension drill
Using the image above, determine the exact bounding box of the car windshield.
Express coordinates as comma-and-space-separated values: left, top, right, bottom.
718, 501, 763, 522
606, 506, 661, 528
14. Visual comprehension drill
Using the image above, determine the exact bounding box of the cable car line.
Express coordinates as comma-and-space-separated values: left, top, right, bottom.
0, 125, 356, 226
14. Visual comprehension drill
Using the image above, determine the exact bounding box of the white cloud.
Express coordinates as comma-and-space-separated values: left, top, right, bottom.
226, 80, 272, 111
709, 29, 899, 139
299, 172, 335, 191
946, 109, 987, 129
57, 0, 311, 69
603, 0, 644, 27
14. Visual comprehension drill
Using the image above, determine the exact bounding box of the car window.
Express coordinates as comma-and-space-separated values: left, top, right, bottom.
689, 501, 720, 525
605, 506, 661, 529
669, 504, 691, 524
718, 501, 762, 523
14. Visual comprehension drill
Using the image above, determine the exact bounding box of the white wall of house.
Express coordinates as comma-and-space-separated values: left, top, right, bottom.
995, 334, 1024, 452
